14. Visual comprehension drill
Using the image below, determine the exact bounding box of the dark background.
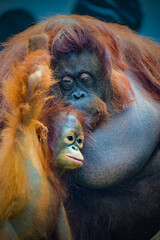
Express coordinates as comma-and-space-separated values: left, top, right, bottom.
0, 0, 159, 44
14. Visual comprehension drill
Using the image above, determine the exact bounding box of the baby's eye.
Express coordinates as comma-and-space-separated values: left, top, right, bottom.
64, 132, 75, 144
76, 135, 84, 148
67, 135, 74, 141
77, 138, 82, 144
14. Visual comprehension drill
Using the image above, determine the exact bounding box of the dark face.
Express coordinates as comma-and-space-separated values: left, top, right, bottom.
54, 50, 107, 113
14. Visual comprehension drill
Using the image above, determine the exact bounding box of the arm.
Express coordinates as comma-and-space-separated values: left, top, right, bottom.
0, 222, 19, 240
54, 203, 73, 240
77, 77, 160, 189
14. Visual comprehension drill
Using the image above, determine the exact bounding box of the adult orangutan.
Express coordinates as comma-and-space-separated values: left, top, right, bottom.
0, 15, 160, 240
0, 34, 85, 240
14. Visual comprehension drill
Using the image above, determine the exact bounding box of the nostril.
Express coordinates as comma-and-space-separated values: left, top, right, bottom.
73, 91, 85, 99
72, 145, 78, 150
73, 93, 80, 99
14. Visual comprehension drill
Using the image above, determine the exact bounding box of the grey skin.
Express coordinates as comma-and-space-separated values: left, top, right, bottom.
76, 72, 160, 188
56, 51, 160, 189
55, 50, 160, 240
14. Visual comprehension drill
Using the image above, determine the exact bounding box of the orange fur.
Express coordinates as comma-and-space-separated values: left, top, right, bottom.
0, 15, 160, 107
0, 14, 159, 240
111, 69, 135, 110
0, 48, 61, 224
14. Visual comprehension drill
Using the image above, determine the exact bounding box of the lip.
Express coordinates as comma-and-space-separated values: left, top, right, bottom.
66, 155, 83, 163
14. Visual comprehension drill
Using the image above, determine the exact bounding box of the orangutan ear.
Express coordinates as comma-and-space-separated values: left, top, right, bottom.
29, 34, 49, 52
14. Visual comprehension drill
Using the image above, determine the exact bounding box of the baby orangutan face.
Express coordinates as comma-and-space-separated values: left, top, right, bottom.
54, 114, 84, 174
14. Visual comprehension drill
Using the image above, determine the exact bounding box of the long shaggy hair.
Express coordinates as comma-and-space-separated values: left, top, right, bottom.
0, 14, 160, 107
0, 41, 86, 223
0, 47, 63, 222
0, 13, 159, 238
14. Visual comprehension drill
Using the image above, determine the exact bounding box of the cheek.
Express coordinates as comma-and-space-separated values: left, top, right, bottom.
56, 152, 69, 166
56, 152, 81, 170
54, 138, 65, 157
95, 79, 107, 97
60, 87, 74, 100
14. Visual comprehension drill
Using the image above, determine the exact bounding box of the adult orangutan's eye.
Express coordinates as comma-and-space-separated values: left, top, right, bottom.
80, 73, 93, 85
61, 76, 74, 89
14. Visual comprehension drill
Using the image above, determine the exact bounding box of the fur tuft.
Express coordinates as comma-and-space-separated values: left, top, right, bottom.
0, 47, 62, 222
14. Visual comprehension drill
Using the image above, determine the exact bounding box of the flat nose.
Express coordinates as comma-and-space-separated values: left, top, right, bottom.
72, 145, 78, 151
73, 90, 85, 99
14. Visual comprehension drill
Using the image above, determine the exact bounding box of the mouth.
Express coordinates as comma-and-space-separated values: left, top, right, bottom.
66, 155, 83, 164
66, 100, 87, 111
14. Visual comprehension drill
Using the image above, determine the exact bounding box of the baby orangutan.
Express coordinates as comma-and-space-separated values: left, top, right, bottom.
49, 112, 84, 175
47, 111, 85, 240
0, 34, 85, 240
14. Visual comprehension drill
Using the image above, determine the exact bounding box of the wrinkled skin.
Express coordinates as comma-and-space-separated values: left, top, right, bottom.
0, 13, 159, 240
55, 51, 160, 240
76, 74, 160, 188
